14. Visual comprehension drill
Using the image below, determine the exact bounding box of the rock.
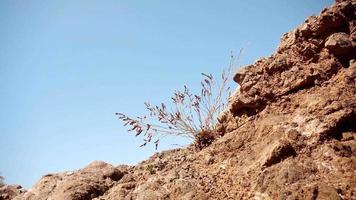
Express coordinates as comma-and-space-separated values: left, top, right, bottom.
262, 140, 296, 168
204, 154, 214, 165
325, 32, 353, 56
0, 184, 25, 200
14, 161, 126, 200
316, 183, 342, 200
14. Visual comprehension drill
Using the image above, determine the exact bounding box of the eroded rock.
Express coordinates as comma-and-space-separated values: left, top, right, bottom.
325, 32, 353, 56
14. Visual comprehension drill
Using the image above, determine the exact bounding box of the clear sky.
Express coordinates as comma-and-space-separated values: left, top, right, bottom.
0, 0, 333, 188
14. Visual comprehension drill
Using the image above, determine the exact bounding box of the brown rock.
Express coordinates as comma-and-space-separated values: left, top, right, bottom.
14, 161, 126, 200
316, 183, 342, 200
325, 32, 353, 56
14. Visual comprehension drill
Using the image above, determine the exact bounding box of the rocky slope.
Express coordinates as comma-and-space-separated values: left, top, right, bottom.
5, 0, 356, 199
0, 184, 24, 200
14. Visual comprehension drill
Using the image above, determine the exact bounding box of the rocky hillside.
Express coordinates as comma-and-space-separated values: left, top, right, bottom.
3, 0, 355, 199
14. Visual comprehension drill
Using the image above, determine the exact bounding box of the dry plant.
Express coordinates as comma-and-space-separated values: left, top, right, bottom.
0, 175, 4, 187
116, 50, 242, 149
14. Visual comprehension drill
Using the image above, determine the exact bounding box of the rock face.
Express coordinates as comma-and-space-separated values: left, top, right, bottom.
12, 0, 356, 199
0, 184, 25, 200
13, 161, 126, 200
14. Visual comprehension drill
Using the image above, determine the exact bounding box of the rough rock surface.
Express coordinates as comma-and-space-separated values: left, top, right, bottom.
12, 0, 356, 199
0, 184, 25, 200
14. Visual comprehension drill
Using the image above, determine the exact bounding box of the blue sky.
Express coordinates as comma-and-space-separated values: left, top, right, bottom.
0, 0, 333, 188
